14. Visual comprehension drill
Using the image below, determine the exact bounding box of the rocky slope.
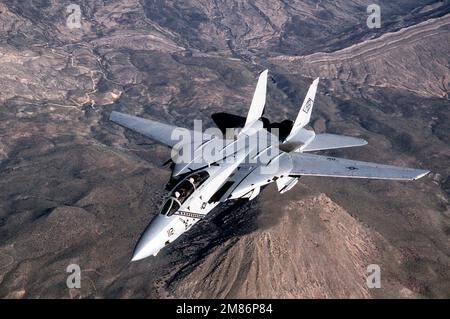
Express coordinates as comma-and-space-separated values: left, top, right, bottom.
270, 13, 450, 99
170, 193, 410, 298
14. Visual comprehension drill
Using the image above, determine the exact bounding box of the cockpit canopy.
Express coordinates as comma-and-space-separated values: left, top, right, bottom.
160, 197, 180, 217
160, 171, 210, 216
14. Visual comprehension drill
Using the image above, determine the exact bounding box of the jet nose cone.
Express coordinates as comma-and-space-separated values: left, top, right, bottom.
131, 240, 155, 261
131, 215, 169, 262
131, 248, 154, 262
130, 252, 142, 262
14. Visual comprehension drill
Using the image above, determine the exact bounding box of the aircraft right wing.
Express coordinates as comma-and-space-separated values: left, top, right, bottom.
110, 111, 211, 148
289, 153, 429, 181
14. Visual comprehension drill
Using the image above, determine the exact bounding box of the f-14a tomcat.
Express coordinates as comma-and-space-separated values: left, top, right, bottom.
110, 70, 429, 261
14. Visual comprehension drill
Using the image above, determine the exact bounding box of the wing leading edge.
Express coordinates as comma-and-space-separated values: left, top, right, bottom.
289, 153, 429, 181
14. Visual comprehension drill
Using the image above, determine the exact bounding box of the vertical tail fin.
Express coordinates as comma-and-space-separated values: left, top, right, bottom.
282, 77, 319, 147
292, 77, 319, 129
245, 69, 268, 127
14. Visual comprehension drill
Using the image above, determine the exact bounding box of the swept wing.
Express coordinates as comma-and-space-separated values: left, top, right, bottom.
110, 111, 211, 148
289, 153, 429, 181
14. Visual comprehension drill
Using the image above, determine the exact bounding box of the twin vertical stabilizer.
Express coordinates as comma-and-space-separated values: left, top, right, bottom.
243, 73, 367, 153
244, 71, 319, 133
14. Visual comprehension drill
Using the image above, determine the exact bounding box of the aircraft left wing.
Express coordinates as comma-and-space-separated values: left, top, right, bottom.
289, 153, 429, 181
110, 111, 211, 148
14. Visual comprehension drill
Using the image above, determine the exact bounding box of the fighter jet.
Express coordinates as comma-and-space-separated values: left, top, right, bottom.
109, 70, 429, 262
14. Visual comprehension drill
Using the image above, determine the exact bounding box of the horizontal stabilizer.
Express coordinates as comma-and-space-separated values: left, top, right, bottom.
301, 134, 367, 152
289, 153, 430, 181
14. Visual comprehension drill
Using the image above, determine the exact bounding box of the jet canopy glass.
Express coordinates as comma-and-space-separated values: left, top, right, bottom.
160, 171, 210, 216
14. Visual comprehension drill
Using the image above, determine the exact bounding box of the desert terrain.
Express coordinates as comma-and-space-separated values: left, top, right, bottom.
0, 0, 449, 298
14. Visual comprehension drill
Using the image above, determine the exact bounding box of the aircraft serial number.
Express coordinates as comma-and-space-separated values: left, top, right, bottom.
220, 303, 273, 314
